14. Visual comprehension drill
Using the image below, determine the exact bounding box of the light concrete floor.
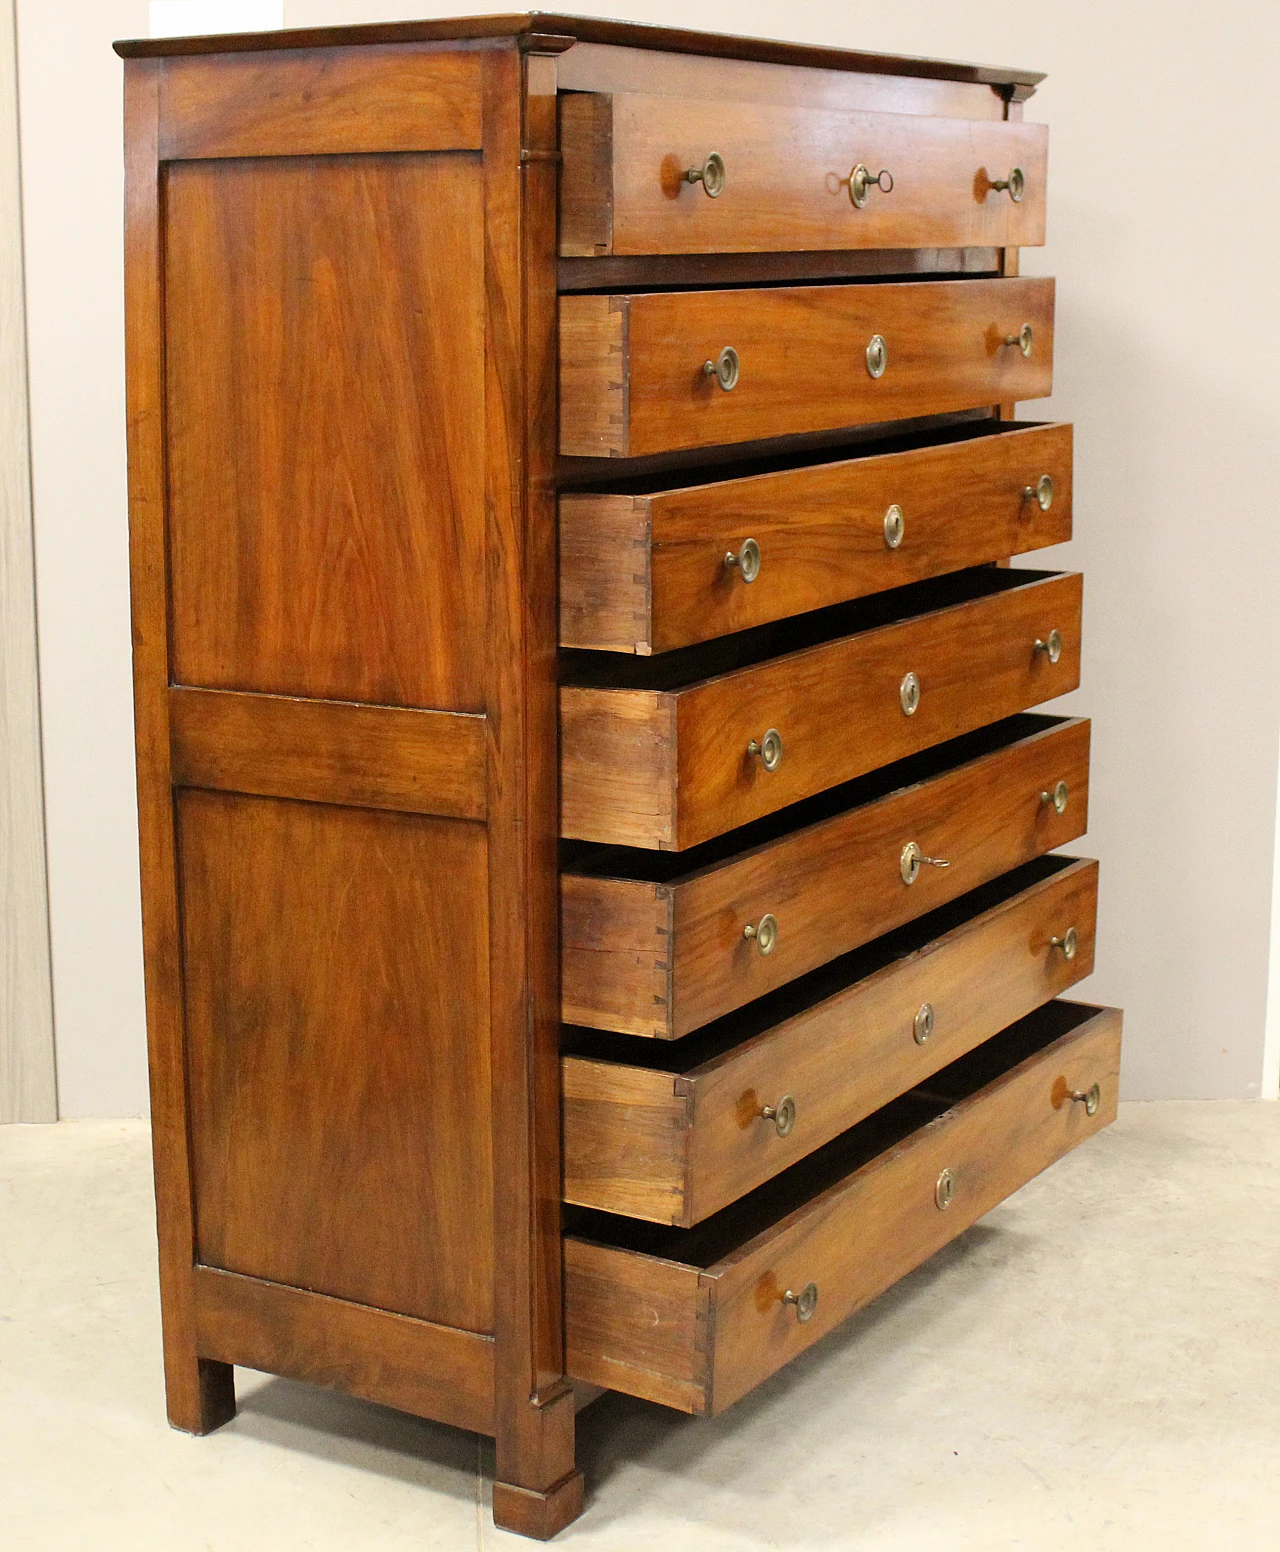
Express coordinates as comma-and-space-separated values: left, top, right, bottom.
2, 1104, 1277, 1550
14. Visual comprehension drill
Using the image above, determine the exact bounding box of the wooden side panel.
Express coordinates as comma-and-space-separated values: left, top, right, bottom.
560, 685, 678, 848
179, 790, 494, 1334
159, 46, 483, 158
559, 90, 614, 256
706, 1007, 1122, 1412
193, 1267, 496, 1435
671, 715, 1090, 1034
562, 93, 1047, 257
165, 153, 486, 711
169, 687, 487, 820
558, 493, 654, 654
563, 1239, 709, 1412
561, 873, 673, 1037
684, 859, 1098, 1223
558, 294, 628, 457
560, 276, 1054, 458
562, 1059, 689, 1221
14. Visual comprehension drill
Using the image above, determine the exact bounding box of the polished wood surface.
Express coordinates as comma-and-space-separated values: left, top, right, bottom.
180, 789, 495, 1331
159, 47, 483, 159
561, 569, 1083, 850
564, 856, 1098, 1224
562, 714, 1089, 1037
165, 152, 487, 711
565, 1002, 1121, 1412
169, 687, 487, 819
560, 92, 1047, 257
558, 246, 1001, 292
560, 421, 1073, 654
193, 1267, 496, 1435
560, 277, 1054, 458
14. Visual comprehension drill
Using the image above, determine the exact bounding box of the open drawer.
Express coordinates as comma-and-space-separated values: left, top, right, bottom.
565, 999, 1121, 1415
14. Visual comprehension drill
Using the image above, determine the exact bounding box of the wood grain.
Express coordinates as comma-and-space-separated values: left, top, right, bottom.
563, 856, 1099, 1224
193, 1266, 496, 1435
169, 687, 487, 820
179, 790, 495, 1334
0, 0, 55, 1123
560, 93, 1048, 257
560, 421, 1073, 654
559, 276, 1055, 457
165, 152, 487, 711
561, 569, 1083, 850
564, 1002, 1121, 1413
159, 46, 482, 159
562, 714, 1090, 1037
558, 246, 1002, 292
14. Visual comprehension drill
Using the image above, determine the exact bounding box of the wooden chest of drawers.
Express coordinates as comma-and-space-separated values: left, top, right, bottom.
118, 14, 1121, 1541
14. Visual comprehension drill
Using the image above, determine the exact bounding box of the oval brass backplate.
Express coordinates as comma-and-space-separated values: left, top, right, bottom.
935, 1168, 956, 1210
884, 503, 905, 549
900, 671, 921, 716
914, 1002, 935, 1045
866, 333, 887, 378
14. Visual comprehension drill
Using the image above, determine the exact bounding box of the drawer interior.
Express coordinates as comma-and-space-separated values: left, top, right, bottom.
564, 852, 1088, 1070
561, 710, 1073, 882
565, 998, 1105, 1271
562, 566, 1066, 688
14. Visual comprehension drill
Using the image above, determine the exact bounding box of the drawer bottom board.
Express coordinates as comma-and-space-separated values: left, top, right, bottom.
565, 999, 1121, 1414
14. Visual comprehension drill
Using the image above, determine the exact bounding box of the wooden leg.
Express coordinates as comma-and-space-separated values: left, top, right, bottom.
492, 1385, 584, 1540
166, 1353, 237, 1436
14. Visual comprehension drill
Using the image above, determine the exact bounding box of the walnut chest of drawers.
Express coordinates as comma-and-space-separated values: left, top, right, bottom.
117, 14, 1122, 1540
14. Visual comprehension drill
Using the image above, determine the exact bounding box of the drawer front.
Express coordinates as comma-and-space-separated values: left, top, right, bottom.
561, 92, 1048, 258
560, 422, 1073, 654
560, 277, 1054, 458
564, 1001, 1121, 1414
564, 856, 1099, 1226
561, 569, 1082, 851
562, 714, 1090, 1038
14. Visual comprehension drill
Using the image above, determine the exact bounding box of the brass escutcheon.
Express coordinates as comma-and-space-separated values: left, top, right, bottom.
884, 503, 905, 549
900, 841, 951, 886
935, 1168, 956, 1210
900, 671, 921, 716
848, 163, 894, 208
866, 333, 888, 378
914, 1002, 935, 1045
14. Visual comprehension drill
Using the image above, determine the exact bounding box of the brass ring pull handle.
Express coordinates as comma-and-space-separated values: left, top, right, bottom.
1022, 474, 1054, 511
884, 504, 905, 549
703, 345, 740, 391
724, 537, 761, 583
865, 333, 888, 378
685, 151, 726, 197
1040, 780, 1069, 815
1003, 323, 1034, 358
935, 1168, 956, 1210
847, 163, 894, 207
783, 1282, 819, 1322
1033, 629, 1063, 664
759, 1094, 797, 1138
743, 913, 779, 956
1050, 927, 1079, 961
747, 728, 783, 771
900, 841, 951, 886
989, 166, 1026, 202
1069, 1082, 1101, 1116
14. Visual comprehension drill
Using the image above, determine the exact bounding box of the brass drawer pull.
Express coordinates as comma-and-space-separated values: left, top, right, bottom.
783, 1282, 818, 1322
703, 345, 740, 391
685, 151, 726, 197
759, 1094, 797, 1137
1069, 1082, 1101, 1116
1050, 927, 1079, 961
900, 841, 950, 886
1040, 780, 1069, 815
724, 537, 761, 582
743, 913, 779, 956
1003, 323, 1034, 358
935, 1168, 956, 1210
1022, 474, 1054, 511
899, 671, 921, 716
989, 166, 1026, 202
884, 503, 905, 549
848, 163, 894, 207
1033, 628, 1063, 664
747, 728, 783, 771
913, 1002, 935, 1045
865, 333, 888, 378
